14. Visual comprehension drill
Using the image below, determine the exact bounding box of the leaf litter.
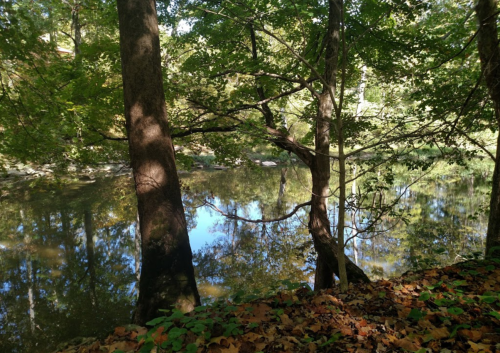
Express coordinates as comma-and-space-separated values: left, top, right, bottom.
55, 259, 500, 353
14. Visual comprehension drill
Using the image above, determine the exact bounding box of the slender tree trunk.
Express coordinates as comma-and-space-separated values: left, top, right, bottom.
475, 0, 500, 258
134, 211, 141, 299
277, 168, 287, 211
352, 66, 366, 265
21, 210, 36, 333
352, 165, 359, 265
312, 0, 370, 291
72, 1, 81, 56
84, 209, 97, 307
486, 132, 500, 257
117, 0, 200, 325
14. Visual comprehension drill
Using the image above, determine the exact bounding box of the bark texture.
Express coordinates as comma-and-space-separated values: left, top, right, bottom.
116, 0, 200, 325
475, 0, 500, 258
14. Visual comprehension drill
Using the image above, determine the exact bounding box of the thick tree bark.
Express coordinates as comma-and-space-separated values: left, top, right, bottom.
475, 0, 500, 258
310, 90, 335, 290
116, 0, 200, 325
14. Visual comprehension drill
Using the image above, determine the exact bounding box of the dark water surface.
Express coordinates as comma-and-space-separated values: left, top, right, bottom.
0, 162, 492, 352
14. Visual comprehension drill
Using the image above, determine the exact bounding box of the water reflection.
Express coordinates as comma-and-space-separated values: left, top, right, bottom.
0, 178, 137, 353
0, 162, 492, 352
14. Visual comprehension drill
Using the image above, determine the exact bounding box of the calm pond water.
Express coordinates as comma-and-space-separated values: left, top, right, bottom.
0, 161, 492, 352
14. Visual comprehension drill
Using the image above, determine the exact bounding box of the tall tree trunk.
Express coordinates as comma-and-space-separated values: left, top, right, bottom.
310, 89, 335, 290
116, 0, 200, 325
351, 165, 359, 265
351, 66, 366, 265
71, 1, 81, 56
312, 0, 367, 291
475, 0, 500, 258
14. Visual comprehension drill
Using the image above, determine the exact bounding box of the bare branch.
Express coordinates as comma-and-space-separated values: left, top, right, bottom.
202, 199, 311, 223
171, 125, 240, 138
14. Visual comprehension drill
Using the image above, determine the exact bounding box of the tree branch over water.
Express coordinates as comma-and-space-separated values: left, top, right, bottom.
202, 199, 311, 223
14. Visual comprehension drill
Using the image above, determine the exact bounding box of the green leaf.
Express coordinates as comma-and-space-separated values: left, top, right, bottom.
186, 343, 198, 353
450, 324, 470, 338
223, 322, 241, 337
146, 316, 167, 326
447, 307, 464, 315
319, 333, 342, 347
190, 323, 207, 334
479, 295, 497, 304
434, 298, 455, 306
170, 311, 185, 320
488, 311, 500, 320
194, 306, 208, 312
172, 338, 183, 351
181, 316, 194, 324
139, 341, 155, 353
168, 327, 188, 340
408, 308, 427, 320
425, 281, 443, 290
418, 292, 431, 301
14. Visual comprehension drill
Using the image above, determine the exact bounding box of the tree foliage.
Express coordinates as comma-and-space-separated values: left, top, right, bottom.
0, 0, 499, 301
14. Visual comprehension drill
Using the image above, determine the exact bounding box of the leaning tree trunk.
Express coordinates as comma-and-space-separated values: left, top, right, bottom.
475, 0, 500, 258
116, 0, 200, 325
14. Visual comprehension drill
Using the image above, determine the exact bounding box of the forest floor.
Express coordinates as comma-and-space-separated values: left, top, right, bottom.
55, 259, 500, 353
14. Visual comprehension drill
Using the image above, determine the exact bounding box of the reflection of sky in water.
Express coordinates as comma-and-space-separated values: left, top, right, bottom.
189, 199, 262, 252
189, 199, 225, 252
0, 167, 492, 353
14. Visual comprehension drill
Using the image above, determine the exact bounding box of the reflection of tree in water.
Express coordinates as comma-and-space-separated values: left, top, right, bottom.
0, 177, 137, 353
194, 216, 313, 301
191, 167, 314, 300
187, 164, 491, 294
0, 163, 490, 351
349, 169, 489, 279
